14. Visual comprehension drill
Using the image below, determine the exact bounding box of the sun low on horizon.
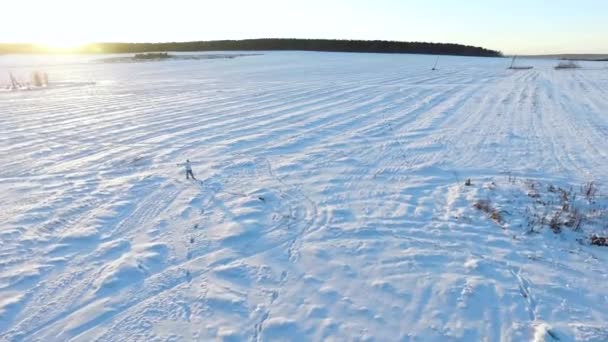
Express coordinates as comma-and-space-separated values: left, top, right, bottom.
35, 39, 90, 52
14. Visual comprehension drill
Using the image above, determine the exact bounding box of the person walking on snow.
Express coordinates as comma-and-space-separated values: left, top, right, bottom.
179, 159, 196, 180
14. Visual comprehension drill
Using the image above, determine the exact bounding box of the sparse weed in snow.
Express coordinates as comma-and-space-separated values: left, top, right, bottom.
581, 181, 598, 202
471, 178, 608, 246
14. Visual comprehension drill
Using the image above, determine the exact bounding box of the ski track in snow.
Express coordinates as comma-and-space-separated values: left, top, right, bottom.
1, 52, 608, 341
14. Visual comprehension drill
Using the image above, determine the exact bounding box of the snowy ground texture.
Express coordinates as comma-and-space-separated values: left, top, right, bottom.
1, 52, 608, 341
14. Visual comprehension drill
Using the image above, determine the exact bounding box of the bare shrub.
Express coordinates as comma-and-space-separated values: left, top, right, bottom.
525, 207, 542, 234
549, 210, 563, 233
565, 207, 583, 231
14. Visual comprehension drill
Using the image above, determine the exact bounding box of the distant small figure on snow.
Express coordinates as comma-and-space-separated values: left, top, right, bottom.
178, 159, 196, 180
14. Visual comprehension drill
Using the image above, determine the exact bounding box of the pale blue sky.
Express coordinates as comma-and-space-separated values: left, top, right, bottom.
3, 0, 607, 54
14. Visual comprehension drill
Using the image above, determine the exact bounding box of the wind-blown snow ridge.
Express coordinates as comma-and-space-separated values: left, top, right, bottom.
1, 52, 607, 341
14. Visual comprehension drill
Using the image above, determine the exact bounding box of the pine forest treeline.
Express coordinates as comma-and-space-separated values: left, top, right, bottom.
0, 39, 502, 57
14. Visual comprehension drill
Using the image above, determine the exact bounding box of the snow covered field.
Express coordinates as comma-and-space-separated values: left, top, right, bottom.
1, 52, 608, 341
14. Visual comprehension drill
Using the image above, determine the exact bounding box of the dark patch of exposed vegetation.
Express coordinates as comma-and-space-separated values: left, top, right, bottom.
591, 235, 608, 247
0, 39, 503, 57
99, 53, 258, 64
474, 200, 503, 225
555, 60, 581, 69
524, 183, 590, 234
470, 177, 608, 247
134, 52, 172, 60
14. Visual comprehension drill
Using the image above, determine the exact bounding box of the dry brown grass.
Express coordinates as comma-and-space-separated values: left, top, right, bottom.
474, 200, 503, 225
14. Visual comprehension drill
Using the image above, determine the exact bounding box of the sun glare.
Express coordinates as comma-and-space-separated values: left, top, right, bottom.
38, 39, 87, 52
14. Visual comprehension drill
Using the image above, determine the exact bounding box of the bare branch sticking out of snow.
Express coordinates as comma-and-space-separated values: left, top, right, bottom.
533, 321, 560, 341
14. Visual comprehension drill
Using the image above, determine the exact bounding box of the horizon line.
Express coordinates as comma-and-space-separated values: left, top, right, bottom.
1, 38, 606, 56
